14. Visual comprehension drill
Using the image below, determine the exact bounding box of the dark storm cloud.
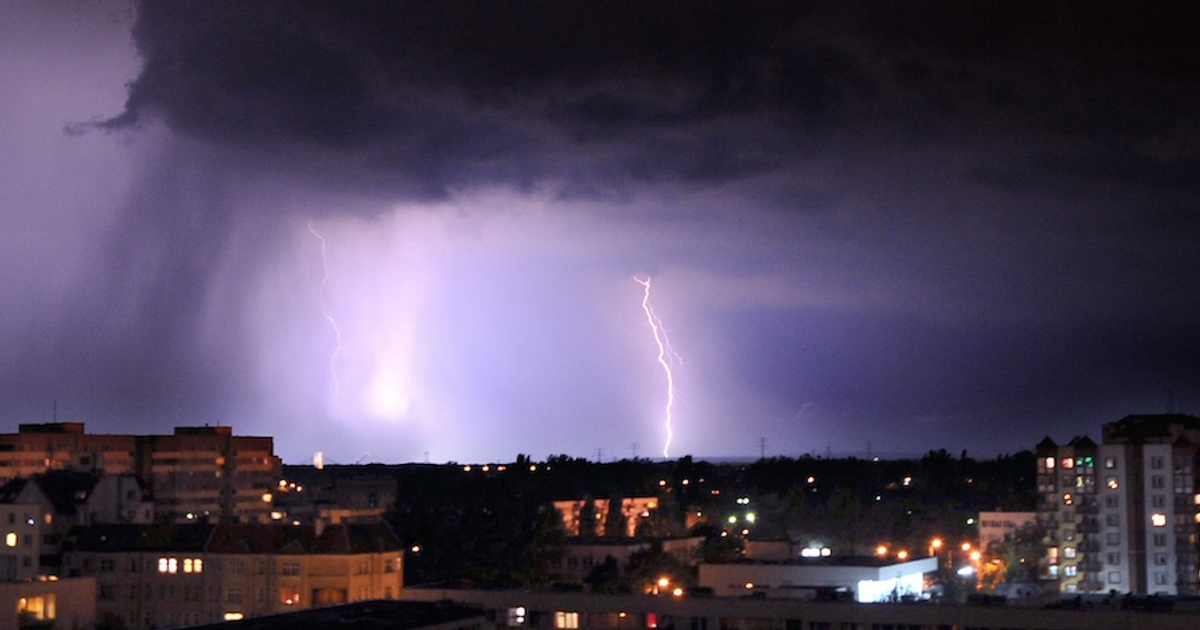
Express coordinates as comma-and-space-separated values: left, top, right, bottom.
17, 0, 1200, 458
86, 1, 1200, 210
89, 0, 882, 197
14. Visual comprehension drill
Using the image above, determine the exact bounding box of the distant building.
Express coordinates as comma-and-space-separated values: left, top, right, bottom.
0, 470, 153, 576
1036, 414, 1200, 595
0, 576, 96, 630
552, 498, 658, 537
187, 599, 489, 630
978, 511, 1037, 549
550, 537, 703, 586
0, 503, 42, 581
0, 423, 282, 523
64, 522, 405, 630
397, 586, 1200, 630
699, 556, 937, 602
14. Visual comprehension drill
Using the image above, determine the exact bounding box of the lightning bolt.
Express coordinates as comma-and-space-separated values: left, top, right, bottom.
635, 277, 678, 459
309, 222, 342, 405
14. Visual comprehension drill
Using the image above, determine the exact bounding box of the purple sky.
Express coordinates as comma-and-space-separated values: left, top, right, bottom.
3, 1, 1200, 464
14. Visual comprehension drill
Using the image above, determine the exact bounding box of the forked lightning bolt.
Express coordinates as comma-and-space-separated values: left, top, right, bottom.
635, 277, 678, 458
309, 222, 343, 405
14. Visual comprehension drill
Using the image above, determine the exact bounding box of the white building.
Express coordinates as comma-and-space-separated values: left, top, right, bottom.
699, 556, 937, 602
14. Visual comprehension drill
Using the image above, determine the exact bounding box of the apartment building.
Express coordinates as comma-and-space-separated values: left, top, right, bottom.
1036, 414, 1200, 595
64, 521, 405, 630
0, 423, 135, 480
553, 498, 659, 537
140, 426, 280, 523
0, 423, 282, 523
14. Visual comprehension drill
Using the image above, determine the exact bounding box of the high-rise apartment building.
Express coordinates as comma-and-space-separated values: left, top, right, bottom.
0, 424, 282, 524
1036, 414, 1200, 595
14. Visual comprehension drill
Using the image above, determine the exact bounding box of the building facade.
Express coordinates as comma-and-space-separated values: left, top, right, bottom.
64, 522, 404, 630
1036, 414, 1200, 595
0, 423, 282, 523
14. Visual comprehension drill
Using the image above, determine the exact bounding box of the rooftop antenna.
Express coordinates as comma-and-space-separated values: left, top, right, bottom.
52, 400, 57, 422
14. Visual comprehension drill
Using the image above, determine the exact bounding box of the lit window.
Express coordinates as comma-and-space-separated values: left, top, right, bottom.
1064, 547, 1076, 559
5, 532, 16, 547
16, 595, 55, 621
508, 607, 527, 626
1063, 493, 1073, 506
1045, 457, 1056, 469
224, 613, 244, 621
158, 557, 178, 574
555, 612, 580, 629
1152, 514, 1167, 527
279, 588, 301, 605
1063, 458, 1074, 469
1106, 477, 1118, 490
183, 558, 202, 573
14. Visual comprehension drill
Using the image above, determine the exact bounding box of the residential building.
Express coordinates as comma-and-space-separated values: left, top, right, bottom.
1036, 414, 1200, 595
0, 423, 282, 523
64, 522, 404, 630
0, 423, 135, 481
399, 587, 1200, 630
698, 555, 937, 602
188, 599, 489, 630
549, 537, 703, 586
978, 510, 1037, 549
553, 498, 659, 537
138, 426, 281, 523
0, 577, 96, 630
0, 504, 42, 581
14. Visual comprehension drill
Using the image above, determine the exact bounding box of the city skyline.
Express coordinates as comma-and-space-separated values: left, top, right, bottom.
2, 1, 1199, 465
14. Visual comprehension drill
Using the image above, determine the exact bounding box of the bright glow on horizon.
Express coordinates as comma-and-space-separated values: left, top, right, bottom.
636, 276, 678, 458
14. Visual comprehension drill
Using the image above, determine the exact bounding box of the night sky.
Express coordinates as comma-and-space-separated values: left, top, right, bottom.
3, 1, 1200, 464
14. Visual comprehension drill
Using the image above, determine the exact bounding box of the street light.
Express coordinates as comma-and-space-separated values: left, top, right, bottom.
929, 538, 943, 557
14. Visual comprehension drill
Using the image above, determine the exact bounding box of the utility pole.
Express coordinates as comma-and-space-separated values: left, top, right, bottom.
630, 443, 638, 459
758, 437, 766, 460
595, 448, 604, 463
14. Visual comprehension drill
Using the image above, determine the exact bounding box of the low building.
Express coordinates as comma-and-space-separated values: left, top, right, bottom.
63, 521, 405, 629
979, 511, 1037, 549
189, 599, 489, 630
699, 556, 938, 602
553, 498, 659, 538
0, 577, 95, 630
551, 537, 704, 586
399, 587, 1200, 630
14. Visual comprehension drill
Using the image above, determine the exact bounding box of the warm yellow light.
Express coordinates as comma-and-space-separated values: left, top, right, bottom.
672, 587, 683, 597
4, 532, 16, 547
970, 551, 981, 561
261, 493, 273, 503
657, 577, 670, 588
961, 543, 971, 551
224, 613, 244, 621
931, 538, 943, 549
876, 545, 888, 556
897, 550, 909, 560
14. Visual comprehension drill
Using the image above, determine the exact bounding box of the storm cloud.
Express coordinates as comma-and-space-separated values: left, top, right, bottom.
4, 1, 1200, 462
